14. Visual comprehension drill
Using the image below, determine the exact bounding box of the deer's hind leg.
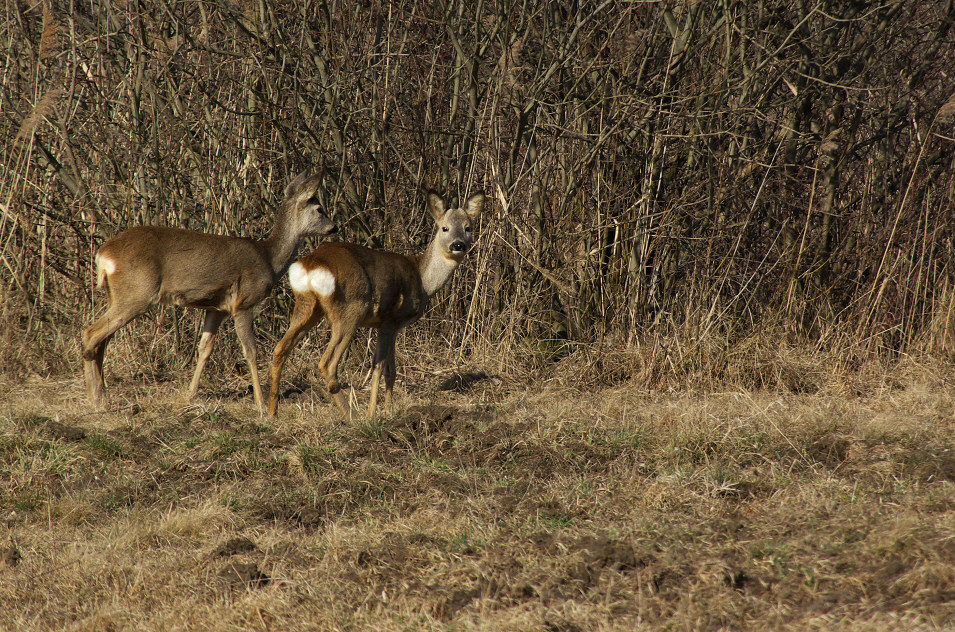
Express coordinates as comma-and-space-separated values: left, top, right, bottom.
187, 310, 226, 402
317, 304, 365, 419
81, 292, 153, 410
268, 292, 325, 419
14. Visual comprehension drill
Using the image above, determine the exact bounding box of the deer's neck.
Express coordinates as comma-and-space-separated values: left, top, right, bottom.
416, 240, 461, 298
263, 207, 303, 276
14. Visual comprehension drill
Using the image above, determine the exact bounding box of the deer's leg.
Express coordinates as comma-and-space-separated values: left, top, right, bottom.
233, 310, 263, 413
188, 310, 225, 401
382, 321, 414, 411
83, 332, 113, 411
318, 309, 363, 419
366, 324, 398, 419
268, 293, 324, 419
81, 299, 150, 409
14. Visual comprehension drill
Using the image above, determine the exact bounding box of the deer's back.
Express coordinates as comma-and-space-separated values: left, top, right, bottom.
97, 226, 274, 312
300, 242, 426, 325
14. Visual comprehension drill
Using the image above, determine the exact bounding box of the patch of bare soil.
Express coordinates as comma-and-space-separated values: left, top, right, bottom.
1, 544, 21, 569
46, 420, 87, 442
213, 536, 257, 557
218, 561, 270, 589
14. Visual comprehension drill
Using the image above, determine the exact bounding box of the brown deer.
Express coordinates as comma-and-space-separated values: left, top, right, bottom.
267, 189, 485, 420
81, 172, 337, 412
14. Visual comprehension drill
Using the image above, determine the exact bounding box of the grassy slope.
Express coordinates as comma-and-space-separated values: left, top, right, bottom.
1, 362, 954, 631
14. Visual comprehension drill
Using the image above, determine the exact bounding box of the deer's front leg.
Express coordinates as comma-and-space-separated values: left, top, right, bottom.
367, 324, 398, 419
233, 310, 263, 413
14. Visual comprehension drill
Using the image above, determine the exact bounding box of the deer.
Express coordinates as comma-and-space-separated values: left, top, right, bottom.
81, 172, 337, 413
267, 189, 485, 420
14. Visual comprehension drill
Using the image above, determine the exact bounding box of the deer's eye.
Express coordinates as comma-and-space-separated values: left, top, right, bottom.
465, 226, 471, 232
442, 226, 449, 232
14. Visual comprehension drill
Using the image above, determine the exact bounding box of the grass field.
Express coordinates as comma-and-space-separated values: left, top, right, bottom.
2, 354, 955, 631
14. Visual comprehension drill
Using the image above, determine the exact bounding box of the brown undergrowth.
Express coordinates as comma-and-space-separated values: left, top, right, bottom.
1, 354, 954, 631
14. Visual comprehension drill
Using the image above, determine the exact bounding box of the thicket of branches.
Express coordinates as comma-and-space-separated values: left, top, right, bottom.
3, 0, 954, 386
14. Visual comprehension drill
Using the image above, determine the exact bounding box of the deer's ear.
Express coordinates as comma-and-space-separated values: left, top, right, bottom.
427, 191, 446, 220
464, 192, 485, 220
285, 172, 309, 199
286, 170, 326, 201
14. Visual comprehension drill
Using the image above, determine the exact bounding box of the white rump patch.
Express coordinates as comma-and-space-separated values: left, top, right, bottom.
288, 262, 311, 293
97, 254, 116, 276
308, 267, 336, 297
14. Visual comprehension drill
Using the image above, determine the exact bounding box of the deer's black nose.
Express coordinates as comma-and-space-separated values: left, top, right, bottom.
450, 240, 467, 253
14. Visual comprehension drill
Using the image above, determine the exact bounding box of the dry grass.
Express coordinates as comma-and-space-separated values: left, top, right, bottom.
2, 353, 955, 631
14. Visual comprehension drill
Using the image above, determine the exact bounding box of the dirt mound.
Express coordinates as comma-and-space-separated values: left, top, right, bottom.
214, 537, 257, 557
218, 562, 269, 589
